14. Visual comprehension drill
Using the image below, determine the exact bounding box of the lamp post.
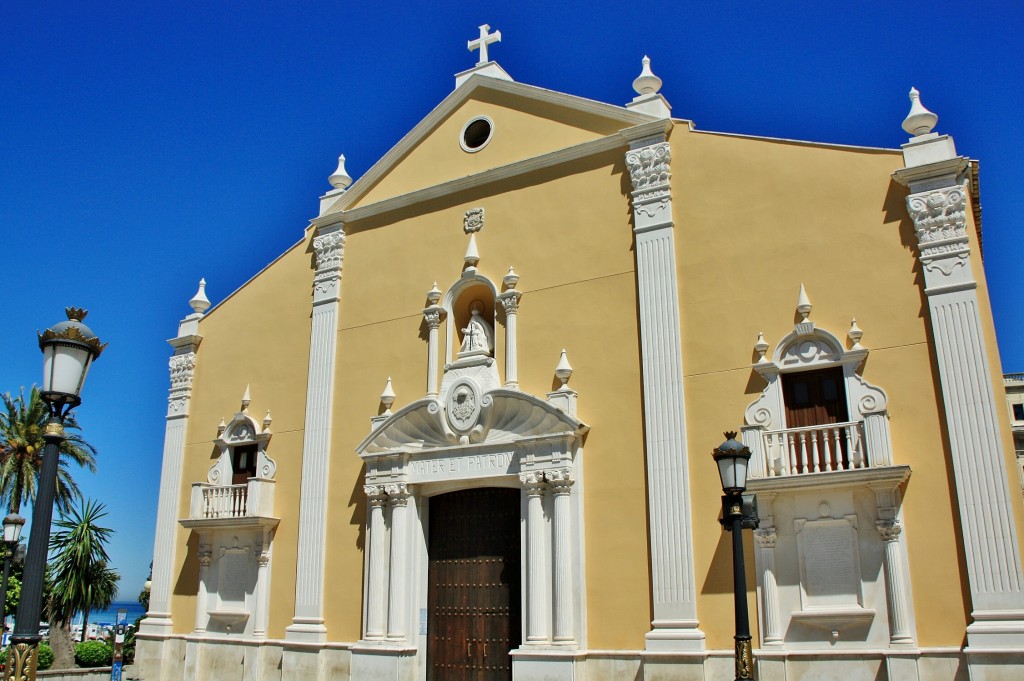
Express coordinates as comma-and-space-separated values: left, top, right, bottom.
713, 431, 756, 681
7, 308, 105, 680
1, 513, 25, 640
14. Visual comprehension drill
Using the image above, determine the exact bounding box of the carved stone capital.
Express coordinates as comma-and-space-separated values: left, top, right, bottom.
519, 471, 546, 494
626, 142, 671, 202
545, 468, 574, 494
313, 229, 345, 302
498, 290, 521, 316
167, 353, 197, 416
876, 518, 902, 542
364, 484, 387, 507
384, 483, 409, 504
198, 550, 213, 568
754, 527, 777, 549
423, 305, 446, 328
906, 185, 967, 243
169, 353, 197, 390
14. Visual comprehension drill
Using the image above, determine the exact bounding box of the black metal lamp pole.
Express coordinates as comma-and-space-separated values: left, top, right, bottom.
1, 513, 26, 635
7, 308, 104, 681
713, 432, 755, 681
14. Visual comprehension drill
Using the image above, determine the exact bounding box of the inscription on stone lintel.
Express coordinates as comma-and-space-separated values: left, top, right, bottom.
408, 452, 517, 482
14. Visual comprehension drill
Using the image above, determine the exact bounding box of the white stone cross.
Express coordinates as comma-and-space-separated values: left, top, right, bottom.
468, 24, 501, 65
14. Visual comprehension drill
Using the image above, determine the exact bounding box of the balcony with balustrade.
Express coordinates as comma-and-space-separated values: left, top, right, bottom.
743, 410, 907, 493
180, 477, 278, 530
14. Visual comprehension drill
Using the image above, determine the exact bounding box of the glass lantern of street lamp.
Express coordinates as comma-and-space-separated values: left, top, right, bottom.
38, 307, 107, 409
712, 431, 752, 495
2, 514, 25, 545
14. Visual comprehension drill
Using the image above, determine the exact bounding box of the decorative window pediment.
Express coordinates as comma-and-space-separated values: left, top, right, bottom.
742, 286, 893, 480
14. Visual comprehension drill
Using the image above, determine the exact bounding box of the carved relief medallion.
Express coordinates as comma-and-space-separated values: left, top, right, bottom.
446, 378, 482, 433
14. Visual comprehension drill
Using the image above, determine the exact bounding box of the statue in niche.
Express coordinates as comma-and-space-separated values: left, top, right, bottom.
458, 300, 494, 359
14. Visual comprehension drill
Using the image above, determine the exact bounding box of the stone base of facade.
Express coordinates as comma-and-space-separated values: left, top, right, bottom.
132, 637, 1024, 681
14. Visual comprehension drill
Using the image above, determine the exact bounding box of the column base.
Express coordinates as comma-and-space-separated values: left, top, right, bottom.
138, 613, 174, 636
350, 644, 417, 681
285, 618, 328, 644
511, 648, 584, 681
644, 619, 706, 651
966, 610, 1024, 649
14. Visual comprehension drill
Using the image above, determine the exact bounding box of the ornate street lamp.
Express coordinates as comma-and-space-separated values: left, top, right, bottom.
713, 431, 756, 681
7, 308, 105, 680
1, 513, 25, 631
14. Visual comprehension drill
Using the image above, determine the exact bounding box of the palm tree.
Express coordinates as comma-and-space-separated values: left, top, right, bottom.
0, 386, 98, 515
48, 499, 119, 653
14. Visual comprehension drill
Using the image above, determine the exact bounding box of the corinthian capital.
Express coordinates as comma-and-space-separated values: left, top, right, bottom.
313, 230, 346, 272
906, 185, 968, 245
626, 142, 671, 195
169, 353, 197, 390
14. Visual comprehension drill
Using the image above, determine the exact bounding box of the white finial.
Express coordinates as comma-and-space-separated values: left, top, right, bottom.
241, 385, 251, 412
468, 24, 502, 66
632, 55, 662, 96
503, 266, 519, 289
754, 332, 770, 364
848, 318, 864, 349
554, 349, 573, 390
189, 278, 211, 315
427, 282, 442, 305
464, 233, 480, 268
796, 284, 812, 322
380, 377, 396, 415
217, 417, 227, 435
263, 410, 273, 431
902, 87, 938, 137
329, 154, 353, 190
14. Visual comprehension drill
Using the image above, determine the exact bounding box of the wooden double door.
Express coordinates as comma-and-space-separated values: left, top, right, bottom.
427, 488, 521, 681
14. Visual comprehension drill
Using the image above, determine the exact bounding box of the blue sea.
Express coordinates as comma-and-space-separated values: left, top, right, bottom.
74, 601, 147, 627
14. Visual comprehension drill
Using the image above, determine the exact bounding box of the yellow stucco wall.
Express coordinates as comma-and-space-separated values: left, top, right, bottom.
166, 82, 1024, 657
173, 239, 313, 638
352, 87, 627, 208
325, 146, 652, 648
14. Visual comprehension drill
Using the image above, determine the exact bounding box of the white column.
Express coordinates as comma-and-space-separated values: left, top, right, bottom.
287, 226, 345, 643
499, 287, 521, 389
194, 536, 212, 633
896, 149, 1024, 647
876, 520, 913, 644
521, 472, 549, 643
754, 527, 783, 646
364, 485, 389, 640
547, 469, 575, 644
253, 531, 271, 640
386, 483, 410, 640
625, 131, 704, 650
423, 304, 445, 398
142, 332, 200, 636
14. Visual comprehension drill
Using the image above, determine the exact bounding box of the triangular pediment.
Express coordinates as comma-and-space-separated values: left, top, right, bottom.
356, 388, 587, 457
328, 75, 657, 213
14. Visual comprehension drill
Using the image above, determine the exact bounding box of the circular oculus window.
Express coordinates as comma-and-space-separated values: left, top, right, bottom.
460, 116, 493, 152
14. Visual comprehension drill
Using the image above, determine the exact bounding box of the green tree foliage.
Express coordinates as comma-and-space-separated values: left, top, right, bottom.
47, 500, 119, 643
0, 387, 97, 514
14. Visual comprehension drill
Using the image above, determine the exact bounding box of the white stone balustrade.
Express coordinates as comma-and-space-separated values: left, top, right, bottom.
756, 421, 868, 478
189, 478, 276, 520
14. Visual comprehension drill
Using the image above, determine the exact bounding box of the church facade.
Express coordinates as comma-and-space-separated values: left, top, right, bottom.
136, 27, 1024, 681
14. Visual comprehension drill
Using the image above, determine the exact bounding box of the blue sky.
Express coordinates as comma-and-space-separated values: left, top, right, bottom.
1, 2, 1021, 600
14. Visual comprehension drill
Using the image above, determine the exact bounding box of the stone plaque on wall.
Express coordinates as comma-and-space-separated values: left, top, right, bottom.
218, 549, 249, 608
795, 515, 862, 609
